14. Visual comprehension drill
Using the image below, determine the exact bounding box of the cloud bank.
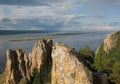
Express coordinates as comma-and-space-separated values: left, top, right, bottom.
0, 0, 119, 31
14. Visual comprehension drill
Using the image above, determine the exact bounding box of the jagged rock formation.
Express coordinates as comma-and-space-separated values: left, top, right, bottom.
30, 39, 53, 74
52, 42, 92, 84
104, 32, 120, 53
4, 39, 92, 84
5, 49, 31, 84
5, 39, 53, 84
30, 39, 53, 84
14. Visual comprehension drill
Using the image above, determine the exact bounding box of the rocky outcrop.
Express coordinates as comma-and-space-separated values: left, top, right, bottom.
5, 39, 53, 84
94, 31, 120, 83
30, 39, 53, 75
103, 32, 120, 53
5, 49, 31, 84
30, 39, 53, 84
52, 42, 92, 84
4, 39, 92, 84
104, 32, 116, 53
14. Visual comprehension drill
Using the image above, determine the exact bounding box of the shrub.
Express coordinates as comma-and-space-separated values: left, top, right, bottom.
94, 42, 120, 83
79, 45, 94, 63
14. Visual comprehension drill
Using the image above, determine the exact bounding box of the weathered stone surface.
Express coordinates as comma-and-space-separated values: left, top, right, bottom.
5, 39, 53, 84
30, 39, 53, 84
104, 32, 116, 53
4, 39, 92, 84
29, 39, 53, 75
5, 49, 31, 84
103, 32, 120, 53
52, 42, 92, 84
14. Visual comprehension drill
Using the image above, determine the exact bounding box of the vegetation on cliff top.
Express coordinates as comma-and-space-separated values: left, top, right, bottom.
94, 31, 120, 83
79, 45, 95, 70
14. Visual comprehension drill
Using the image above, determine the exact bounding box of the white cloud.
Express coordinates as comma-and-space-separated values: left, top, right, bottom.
0, 0, 84, 19
0, 0, 119, 31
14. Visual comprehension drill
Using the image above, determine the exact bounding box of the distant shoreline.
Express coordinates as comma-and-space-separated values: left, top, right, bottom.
0, 30, 114, 36
0, 33, 83, 42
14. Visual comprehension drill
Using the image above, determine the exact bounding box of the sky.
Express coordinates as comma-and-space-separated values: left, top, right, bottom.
0, 0, 120, 31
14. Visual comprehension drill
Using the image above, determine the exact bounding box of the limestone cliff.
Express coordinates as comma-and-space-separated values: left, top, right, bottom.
5, 49, 31, 84
4, 39, 92, 84
52, 42, 92, 84
103, 32, 120, 53
94, 31, 120, 83
30, 39, 53, 75
30, 39, 53, 84
5, 39, 53, 84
